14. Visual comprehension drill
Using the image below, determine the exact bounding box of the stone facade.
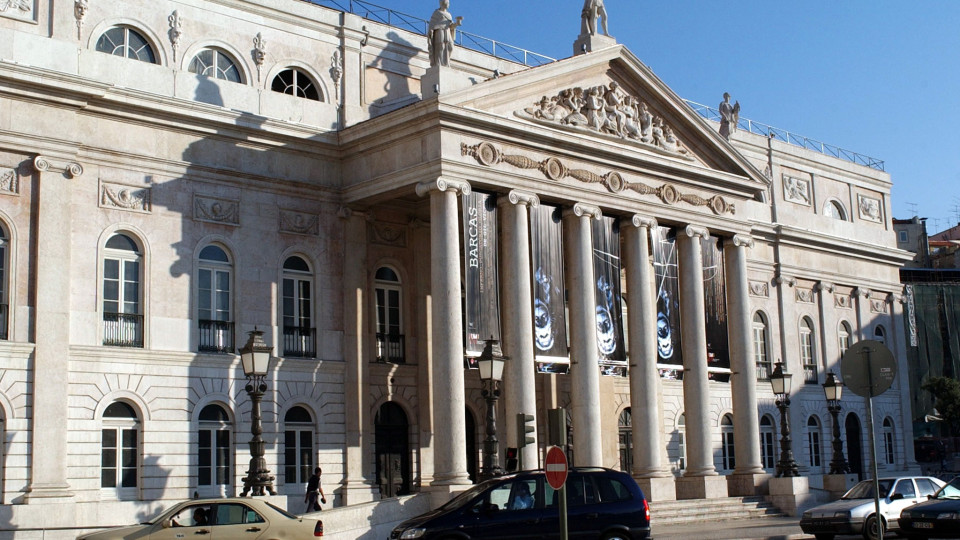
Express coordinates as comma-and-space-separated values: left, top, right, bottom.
0, 0, 916, 536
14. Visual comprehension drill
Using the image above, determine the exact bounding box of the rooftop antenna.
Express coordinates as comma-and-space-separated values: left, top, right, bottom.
906, 202, 918, 218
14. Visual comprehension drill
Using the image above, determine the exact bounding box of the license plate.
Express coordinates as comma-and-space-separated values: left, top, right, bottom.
915, 522, 934, 529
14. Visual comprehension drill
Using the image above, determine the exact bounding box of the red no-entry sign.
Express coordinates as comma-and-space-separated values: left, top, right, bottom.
545, 446, 568, 490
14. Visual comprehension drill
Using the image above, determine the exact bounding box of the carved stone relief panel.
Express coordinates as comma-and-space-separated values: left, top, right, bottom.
368, 222, 407, 247
0, 167, 19, 195
782, 175, 811, 206
749, 280, 769, 297
279, 210, 319, 236
857, 194, 883, 223
1, 0, 33, 22
194, 195, 239, 225
835, 291, 852, 309
100, 181, 151, 213
870, 298, 888, 314
796, 288, 814, 304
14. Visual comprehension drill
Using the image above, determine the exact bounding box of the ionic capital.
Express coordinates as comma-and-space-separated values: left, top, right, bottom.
731, 233, 754, 248
853, 287, 872, 299
415, 177, 471, 198
505, 190, 540, 208
627, 214, 658, 230
563, 202, 602, 220
682, 224, 709, 239
814, 282, 835, 294
775, 274, 796, 287
33, 155, 83, 178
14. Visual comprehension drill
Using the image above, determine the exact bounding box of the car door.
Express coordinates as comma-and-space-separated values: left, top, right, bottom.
149, 503, 214, 540
564, 473, 602, 539
887, 479, 920, 525
463, 478, 543, 539
208, 502, 267, 539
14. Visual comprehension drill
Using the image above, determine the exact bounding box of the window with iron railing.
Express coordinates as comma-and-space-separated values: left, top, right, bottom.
103, 313, 143, 348
198, 320, 234, 353
753, 312, 770, 380
103, 233, 143, 348
283, 326, 316, 358
376, 333, 405, 364
800, 317, 817, 383
198, 245, 233, 353
0, 303, 7, 341
282, 256, 315, 358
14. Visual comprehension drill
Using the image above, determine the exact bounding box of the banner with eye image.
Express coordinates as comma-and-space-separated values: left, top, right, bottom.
530, 203, 569, 374
462, 190, 501, 362
702, 234, 730, 380
592, 215, 627, 377
652, 226, 683, 378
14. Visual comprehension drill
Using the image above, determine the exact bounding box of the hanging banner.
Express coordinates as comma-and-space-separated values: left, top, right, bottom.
592, 215, 627, 376
703, 235, 729, 381
530, 204, 569, 374
462, 191, 501, 360
652, 226, 682, 378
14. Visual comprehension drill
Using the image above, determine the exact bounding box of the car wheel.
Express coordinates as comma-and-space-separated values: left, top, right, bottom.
863, 514, 884, 540
601, 533, 629, 540
814, 534, 835, 540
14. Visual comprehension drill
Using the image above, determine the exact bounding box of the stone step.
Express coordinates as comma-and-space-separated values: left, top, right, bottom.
649, 496, 786, 526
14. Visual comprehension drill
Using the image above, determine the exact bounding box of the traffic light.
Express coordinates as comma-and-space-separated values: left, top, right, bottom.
517, 413, 535, 448
505, 447, 519, 473
548, 407, 567, 447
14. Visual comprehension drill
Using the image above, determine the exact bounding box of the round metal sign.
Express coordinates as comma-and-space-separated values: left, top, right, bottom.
545, 446, 568, 490
840, 340, 897, 398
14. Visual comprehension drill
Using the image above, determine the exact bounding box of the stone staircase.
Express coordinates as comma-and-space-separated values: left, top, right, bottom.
649, 496, 785, 526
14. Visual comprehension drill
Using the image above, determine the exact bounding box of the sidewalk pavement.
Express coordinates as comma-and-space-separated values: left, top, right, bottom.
651, 516, 815, 540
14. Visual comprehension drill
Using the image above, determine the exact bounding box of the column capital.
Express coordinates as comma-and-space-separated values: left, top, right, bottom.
337, 206, 373, 221
731, 233, 754, 248
682, 224, 710, 239
563, 202, 602, 220
33, 155, 83, 178
775, 273, 796, 287
853, 287, 871, 298
814, 281, 835, 294
504, 190, 540, 208
415, 177, 471, 198
627, 214, 658, 230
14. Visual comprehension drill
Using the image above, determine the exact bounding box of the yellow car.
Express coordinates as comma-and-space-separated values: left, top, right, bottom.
76, 497, 324, 539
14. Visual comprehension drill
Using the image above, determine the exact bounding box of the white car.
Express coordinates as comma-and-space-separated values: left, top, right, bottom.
799, 476, 945, 540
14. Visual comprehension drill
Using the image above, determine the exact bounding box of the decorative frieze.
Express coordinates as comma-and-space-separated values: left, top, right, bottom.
857, 194, 882, 223
194, 195, 239, 225
796, 288, 814, 304
870, 298, 888, 314
368, 222, 407, 247
835, 293, 852, 309
782, 175, 810, 206
749, 280, 769, 297
0, 167, 19, 195
279, 210, 319, 236
461, 141, 735, 215
100, 181, 151, 213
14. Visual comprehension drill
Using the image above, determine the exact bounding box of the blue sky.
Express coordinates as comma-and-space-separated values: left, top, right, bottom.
363, 0, 960, 233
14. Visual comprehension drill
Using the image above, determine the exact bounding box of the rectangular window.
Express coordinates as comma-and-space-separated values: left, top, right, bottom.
800, 329, 817, 382
198, 428, 231, 486
760, 430, 776, 469
808, 431, 821, 468
898, 230, 908, 243
884, 432, 895, 464
102, 427, 138, 490
284, 429, 314, 484
753, 325, 769, 379
722, 432, 736, 470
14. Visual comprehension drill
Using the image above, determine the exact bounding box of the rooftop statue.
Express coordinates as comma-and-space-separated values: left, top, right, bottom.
719, 92, 740, 140
580, 0, 609, 36
428, 0, 463, 68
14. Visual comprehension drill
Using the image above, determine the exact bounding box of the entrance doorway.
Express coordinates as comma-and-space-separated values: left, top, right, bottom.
845, 413, 863, 480
375, 402, 410, 497
466, 408, 477, 483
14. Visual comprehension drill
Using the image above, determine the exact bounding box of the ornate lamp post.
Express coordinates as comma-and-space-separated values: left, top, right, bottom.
770, 361, 800, 477
239, 328, 276, 496
477, 338, 506, 481
822, 372, 850, 475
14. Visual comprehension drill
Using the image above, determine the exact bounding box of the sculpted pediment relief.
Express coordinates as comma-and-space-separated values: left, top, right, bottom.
515, 82, 694, 161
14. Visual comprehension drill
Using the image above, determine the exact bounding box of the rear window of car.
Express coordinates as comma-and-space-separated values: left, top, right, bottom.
595, 476, 633, 503
917, 478, 939, 497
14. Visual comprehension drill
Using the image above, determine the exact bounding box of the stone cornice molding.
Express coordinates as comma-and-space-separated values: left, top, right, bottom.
563, 202, 602, 220
33, 155, 83, 178
731, 233, 754, 248
682, 224, 709, 239
814, 282, 835, 294
627, 215, 657, 230
415, 177, 471, 198
505, 190, 540, 208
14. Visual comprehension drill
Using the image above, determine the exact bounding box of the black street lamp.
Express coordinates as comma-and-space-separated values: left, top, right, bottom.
477, 338, 506, 481
770, 361, 800, 478
822, 372, 850, 475
239, 328, 277, 496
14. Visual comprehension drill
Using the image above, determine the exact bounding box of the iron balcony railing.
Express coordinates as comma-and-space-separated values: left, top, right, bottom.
199, 320, 234, 353
103, 312, 144, 348
0, 303, 7, 340
376, 332, 405, 364
756, 360, 771, 380
303, 0, 556, 67
283, 326, 317, 358
685, 100, 885, 171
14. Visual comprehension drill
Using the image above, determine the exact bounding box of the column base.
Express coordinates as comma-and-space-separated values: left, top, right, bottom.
340, 479, 381, 505
727, 472, 772, 497
676, 475, 727, 500
767, 476, 813, 516
823, 473, 857, 501
634, 476, 676, 502
22, 482, 74, 503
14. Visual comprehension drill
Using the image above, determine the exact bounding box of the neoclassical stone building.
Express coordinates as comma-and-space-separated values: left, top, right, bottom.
0, 0, 915, 535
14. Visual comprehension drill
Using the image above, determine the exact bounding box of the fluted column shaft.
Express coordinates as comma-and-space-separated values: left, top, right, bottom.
563, 203, 603, 466
500, 191, 540, 470
678, 225, 716, 477
623, 216, 668, 477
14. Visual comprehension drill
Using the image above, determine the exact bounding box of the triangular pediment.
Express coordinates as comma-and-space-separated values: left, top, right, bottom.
445, 45, 767, 187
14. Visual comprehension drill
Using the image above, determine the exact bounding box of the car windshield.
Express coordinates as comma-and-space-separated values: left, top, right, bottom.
437, 481, 497, 511
843, 479, 894, 499
933, 477, 960, 499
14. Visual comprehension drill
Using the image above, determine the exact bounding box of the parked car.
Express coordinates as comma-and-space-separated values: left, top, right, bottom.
900, 475, 960, 539
799, 476, 944, 540
389, 467, 650, 540
75, 497, 324, 539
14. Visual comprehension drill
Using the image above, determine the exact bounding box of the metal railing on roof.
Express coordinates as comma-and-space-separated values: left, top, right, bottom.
303, 0, 556, 67
685, 100, 884, 171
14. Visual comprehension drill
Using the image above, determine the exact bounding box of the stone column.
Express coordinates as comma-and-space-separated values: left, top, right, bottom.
623, 216, 674, 501
24, 156, 81, 502
725, 234, 764, 496
499, 190, 539, 470
816, 282, 838, 374
415, 178, 472, 490
339, 208, 378, 504
562, 203, 603, 467
853, 287, 871, 341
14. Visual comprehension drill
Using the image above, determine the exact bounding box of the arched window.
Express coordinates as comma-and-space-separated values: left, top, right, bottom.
883, 418, 895, 465
102, 401, 140, 499
0, 223, 7, 340
95, 26, 157, 64
824, 200, 847, 220
282, 256, 315, 358
271, 69, 321, 101
375, 267, 404, 363
189, 48, 242, 83
760, 414, 777, 471
198, 404, 232, 497
752, 311, 770, 379
721, 414, 735, 471
800, 317, 817, 382
284, 406, 314, 486
197, 244, 233, 353
807, 416, 822, 471
874, 325, 887, 345
838, 321, 852, 360
102, 233, 143, 347
618, 408, 632, 474
676, 413, 686, 471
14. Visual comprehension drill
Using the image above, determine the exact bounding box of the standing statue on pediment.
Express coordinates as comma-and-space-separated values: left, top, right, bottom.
651, 117, 666, 147
584, 86, 605, 131
580, 0, 609, 36
622, 96, 641, 139
428, 0, 463, 68
603, 81, 627, 137
719, 92, 740, 140
638, 102, 654, 143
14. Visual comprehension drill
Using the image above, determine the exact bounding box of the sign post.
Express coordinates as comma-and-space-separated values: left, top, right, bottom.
545, 446, 568, 540
841, 339, 897, 540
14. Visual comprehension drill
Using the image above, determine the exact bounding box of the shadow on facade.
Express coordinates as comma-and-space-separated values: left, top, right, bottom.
366, 31, 418, 118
